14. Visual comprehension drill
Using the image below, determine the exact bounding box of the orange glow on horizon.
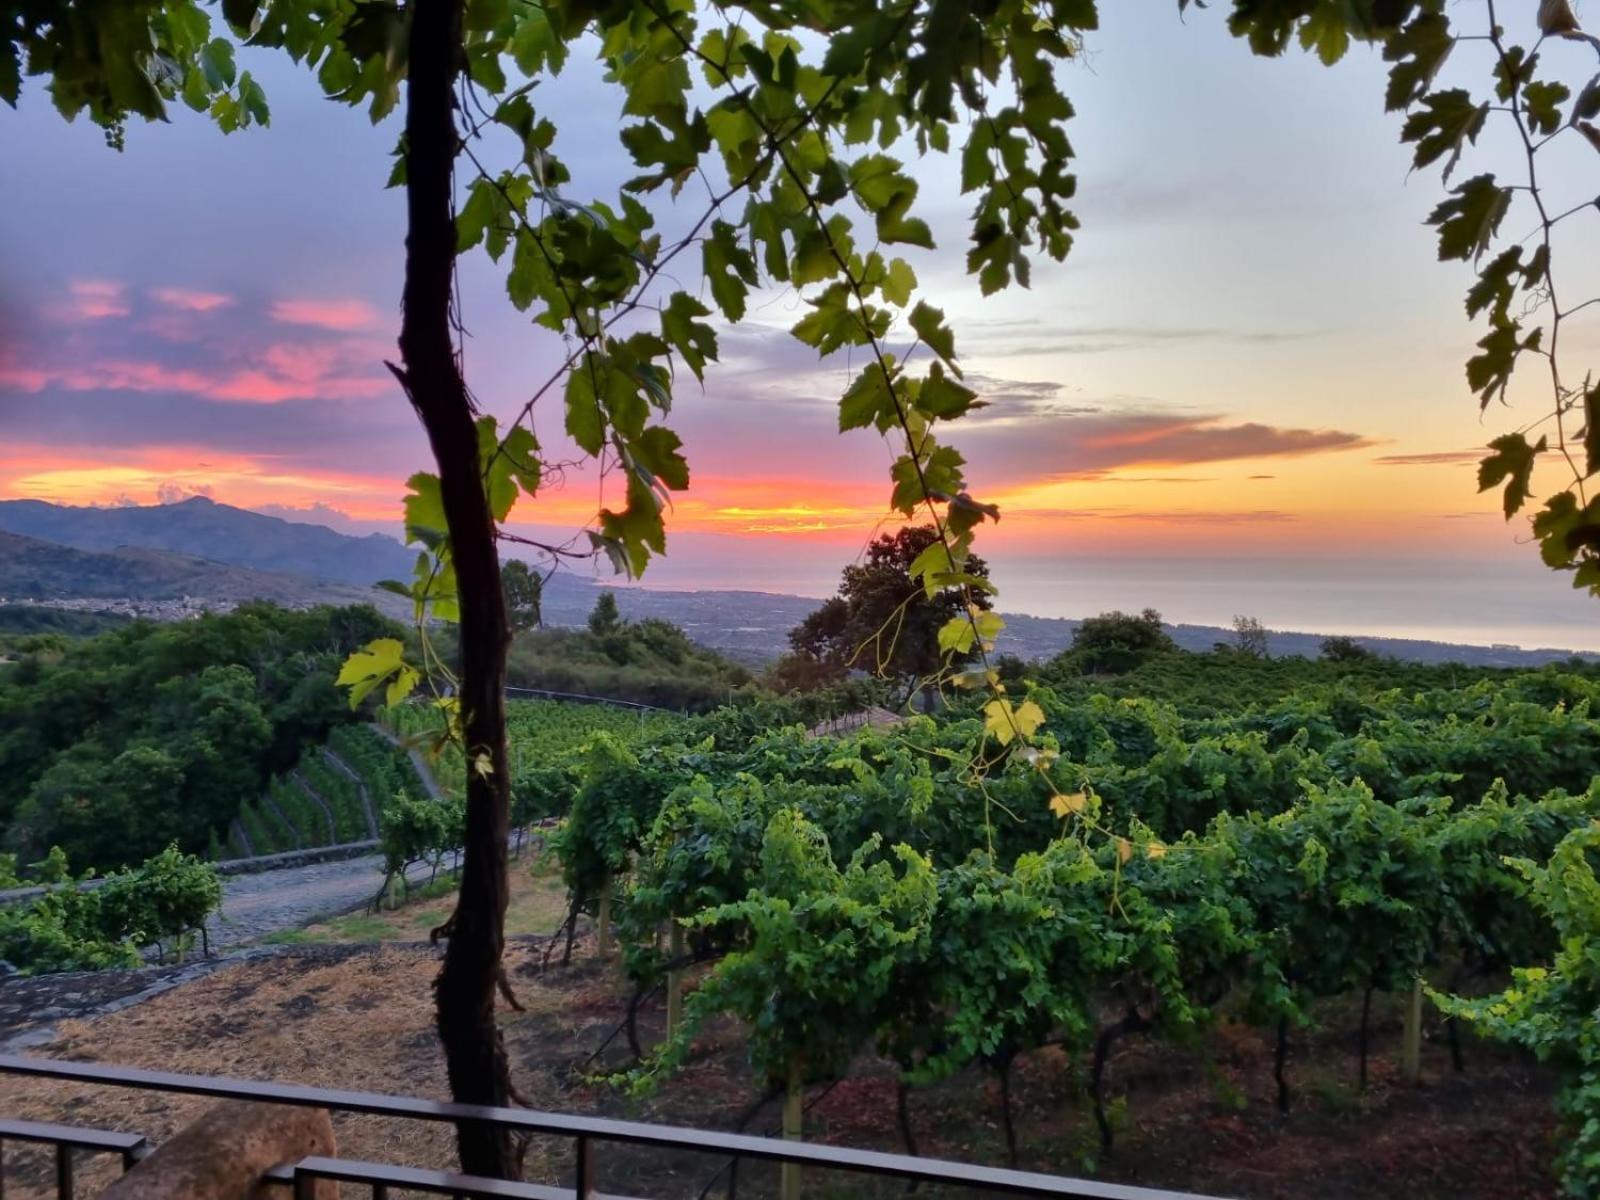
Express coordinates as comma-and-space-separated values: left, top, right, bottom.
0, 436, 1515, 558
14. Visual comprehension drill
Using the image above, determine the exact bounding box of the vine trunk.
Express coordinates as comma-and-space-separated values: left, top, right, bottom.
398, 0, 517, 1178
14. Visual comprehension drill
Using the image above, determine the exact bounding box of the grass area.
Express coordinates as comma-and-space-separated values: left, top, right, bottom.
262, 852, 570, 947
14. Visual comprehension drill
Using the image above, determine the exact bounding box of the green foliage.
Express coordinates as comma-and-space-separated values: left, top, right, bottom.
550, 733, 680, 906
507, 618, 751, 713
231, 725, 426, 857
0, 843, 221, 975
662, 814, 937, 1086
30, 845, 73, 885
587, 592, 621, 638
2, 1, 269, 147
786, 526, 993, 693
1232, 615, 1270, 658
0, 606, 131, 643
281, 0, 1098, 717
0, 604, 399, 868
380, 789, 464, 879
1437, 827, 1600, 1196
389, 697, 679, 812
1318, 636, 1375, 663
1061, 608, 1175, 675
544, 655, 1600, 1140
96, 843, 223, 947
501, 559, 542, 633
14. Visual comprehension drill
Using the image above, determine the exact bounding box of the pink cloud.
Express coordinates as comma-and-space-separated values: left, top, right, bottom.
63, 280, 130, 320
149, 287, 234, 312
269, 298, 382, 331
0, 347, 48, 391
206, 365, 389, 403
0, 344, 390, 405
52, 359, 218, 395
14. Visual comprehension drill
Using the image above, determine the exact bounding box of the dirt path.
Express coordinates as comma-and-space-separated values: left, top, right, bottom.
206, 854, 430, 949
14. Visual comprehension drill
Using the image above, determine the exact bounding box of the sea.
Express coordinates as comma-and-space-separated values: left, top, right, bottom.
617, 550, 1600, 654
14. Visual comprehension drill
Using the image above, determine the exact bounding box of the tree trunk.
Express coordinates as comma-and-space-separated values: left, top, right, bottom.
996, 1055, 1019, 1168
896, 1078, 919, 1160
781, 1059, 804, 1200
1358, 985, 1373, 1092
1274, 1017, 1291, 1114
1401, 976, 1423, 1085
400, 0, 517, 1179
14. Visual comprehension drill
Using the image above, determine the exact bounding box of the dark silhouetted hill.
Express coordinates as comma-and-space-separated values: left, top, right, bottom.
0, 497, 413, 587
0, 530, 388, 609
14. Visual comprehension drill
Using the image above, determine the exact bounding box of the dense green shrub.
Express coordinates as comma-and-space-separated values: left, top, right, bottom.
379, 789, 464, 885
0, 844, 221, 975
1438, 827, 1600, 1196
1058, 608, 1175, 675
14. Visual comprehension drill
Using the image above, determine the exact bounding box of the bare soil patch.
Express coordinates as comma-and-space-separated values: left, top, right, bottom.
266, 850, 568, 947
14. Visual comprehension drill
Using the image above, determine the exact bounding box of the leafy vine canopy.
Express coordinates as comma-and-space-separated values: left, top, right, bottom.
6, 0, 1597, 637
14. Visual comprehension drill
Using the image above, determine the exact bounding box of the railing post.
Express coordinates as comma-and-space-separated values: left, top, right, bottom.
575, 1134, 593, 1200
781, 1058, 803, 1200
54, 1145, 72, 1200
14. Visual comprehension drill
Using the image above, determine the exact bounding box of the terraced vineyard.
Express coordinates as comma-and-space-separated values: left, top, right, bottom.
385, 698, 681, 798
225, 726, 428, 857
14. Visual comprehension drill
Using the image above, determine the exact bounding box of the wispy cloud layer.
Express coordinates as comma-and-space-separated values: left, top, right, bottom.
269, 298, 382, 331
150, 287, 234, 313
956, 408, 1373, 483
60, 280, 129, 321
1373, 450, 1482, 466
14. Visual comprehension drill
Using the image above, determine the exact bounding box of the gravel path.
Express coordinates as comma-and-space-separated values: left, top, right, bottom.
206, 853, 431, 948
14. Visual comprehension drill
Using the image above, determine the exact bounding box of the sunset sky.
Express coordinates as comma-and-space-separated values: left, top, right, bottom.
3, 5, 1597, 645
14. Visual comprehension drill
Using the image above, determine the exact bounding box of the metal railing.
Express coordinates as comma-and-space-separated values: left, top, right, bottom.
0, 1116, 148, 1197
502, 687, 669, 714
0, 1054, 1226, 1200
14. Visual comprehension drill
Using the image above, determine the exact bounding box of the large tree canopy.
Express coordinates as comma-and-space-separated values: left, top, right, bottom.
788, 525, 993, 697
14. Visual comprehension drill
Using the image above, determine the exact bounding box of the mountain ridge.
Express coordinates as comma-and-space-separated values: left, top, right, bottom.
0, 529, 390, 610
0, 497, 414, 588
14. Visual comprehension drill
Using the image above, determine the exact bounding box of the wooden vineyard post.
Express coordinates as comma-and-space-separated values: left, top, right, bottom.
1402, 976, 1423, 1084
597, 877, 613, 959
781, 1058, 804, 1200
666, 920, 685, 1041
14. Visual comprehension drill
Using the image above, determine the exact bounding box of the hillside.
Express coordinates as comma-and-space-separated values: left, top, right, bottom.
0, 497, 413, 588
0, 605, 132, 638
0, 530, 389, 611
